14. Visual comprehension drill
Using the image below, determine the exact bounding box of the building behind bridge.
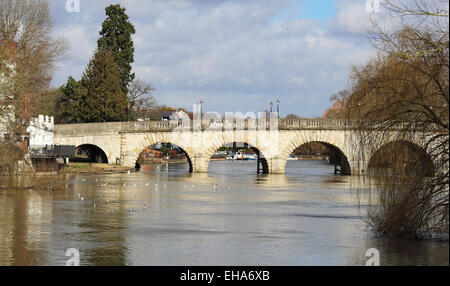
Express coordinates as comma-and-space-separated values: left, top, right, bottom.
26, 115, 75, 164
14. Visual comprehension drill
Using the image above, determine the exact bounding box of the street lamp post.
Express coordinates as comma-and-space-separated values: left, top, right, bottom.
269, 102, 273, 113
276, 99, 280, 118
200, 100, 203, 120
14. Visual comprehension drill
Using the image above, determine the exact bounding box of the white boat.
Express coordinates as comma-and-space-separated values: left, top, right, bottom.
233, 152, 245, 160
231, 152, 258, 161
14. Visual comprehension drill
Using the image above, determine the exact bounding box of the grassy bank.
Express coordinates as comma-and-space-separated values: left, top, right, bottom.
61, 163, 135, 174
139, 158, 188, 165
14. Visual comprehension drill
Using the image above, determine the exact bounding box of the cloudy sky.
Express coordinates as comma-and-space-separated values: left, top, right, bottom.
49, 0, 378, 117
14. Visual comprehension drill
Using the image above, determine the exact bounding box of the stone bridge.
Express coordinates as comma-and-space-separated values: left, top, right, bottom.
53, 119, 435, 175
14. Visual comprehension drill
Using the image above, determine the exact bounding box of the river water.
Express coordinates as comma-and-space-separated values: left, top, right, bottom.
0, 160, 448, 266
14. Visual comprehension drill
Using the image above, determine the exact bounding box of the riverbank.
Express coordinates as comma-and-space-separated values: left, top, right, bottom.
210, 157, 226, 161
139, 158, 188, 165
296, 155, 329, 160
61, 163, 135, 174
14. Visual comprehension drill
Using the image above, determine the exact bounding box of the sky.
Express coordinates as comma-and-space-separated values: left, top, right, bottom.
49, 0, 378, 118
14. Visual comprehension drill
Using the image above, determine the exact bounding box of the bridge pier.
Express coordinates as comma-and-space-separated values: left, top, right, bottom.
191, 154, 209, 173
269, 157, 286, 174
123, 153, 138, 168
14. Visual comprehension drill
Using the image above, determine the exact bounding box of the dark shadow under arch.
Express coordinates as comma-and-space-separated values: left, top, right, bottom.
136, 142, 193, 173
369, 141, 435, 177
289, 141, 351, 175
74, 144, 108, 164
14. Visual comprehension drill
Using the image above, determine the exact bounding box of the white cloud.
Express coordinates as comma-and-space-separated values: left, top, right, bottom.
332, 1, 372, 35
50, 0, 376, 117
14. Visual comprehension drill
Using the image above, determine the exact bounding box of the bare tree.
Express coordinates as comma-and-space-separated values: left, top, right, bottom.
127, 78, 156, 120
1, 0, 68, 121
0, 0, 67, 171
324, 90, 351, 119
348, 0, 449, 239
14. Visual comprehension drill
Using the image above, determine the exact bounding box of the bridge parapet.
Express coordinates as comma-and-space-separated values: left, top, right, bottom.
55, 122, 124, 136
119, 119, 360, 132
279, 119, 357, 130
122, 121, 181, 132
55, 119, 440, 134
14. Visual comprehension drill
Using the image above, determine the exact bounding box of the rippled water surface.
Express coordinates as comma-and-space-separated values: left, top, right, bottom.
0, 160, 448, 266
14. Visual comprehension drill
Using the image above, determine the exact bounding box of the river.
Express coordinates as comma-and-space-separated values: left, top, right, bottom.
0, 160, 448, 266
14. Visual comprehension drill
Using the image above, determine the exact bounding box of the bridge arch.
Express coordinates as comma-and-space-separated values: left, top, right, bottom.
124, 133, 195, 173
368, 140, 435, 176
278, 131, 352, 175
74, 144, 109, 164
135, 142, 193, 173
203, 140, 270, 174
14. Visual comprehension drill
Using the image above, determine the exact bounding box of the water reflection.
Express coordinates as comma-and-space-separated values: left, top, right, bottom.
0, 160, 447, 266
0, 185, 55, 265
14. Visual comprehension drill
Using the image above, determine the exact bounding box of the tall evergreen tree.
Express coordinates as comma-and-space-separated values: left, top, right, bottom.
78, 49, 127, 123
58, 76, 81, 123
97, 4, 136, 94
